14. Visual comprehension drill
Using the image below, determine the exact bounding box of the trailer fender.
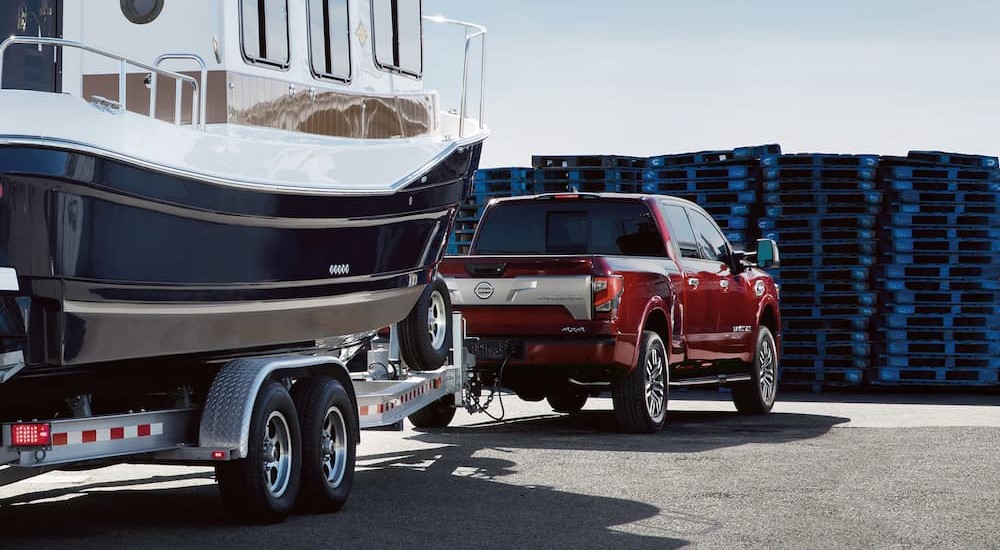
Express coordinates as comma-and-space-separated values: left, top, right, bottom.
199, 355, 348, 459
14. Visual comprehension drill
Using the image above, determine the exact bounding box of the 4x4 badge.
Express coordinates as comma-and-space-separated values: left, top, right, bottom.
474, 281, 495, 299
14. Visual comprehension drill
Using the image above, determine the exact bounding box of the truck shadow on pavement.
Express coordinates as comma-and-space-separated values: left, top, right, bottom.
0, 409, 845, 548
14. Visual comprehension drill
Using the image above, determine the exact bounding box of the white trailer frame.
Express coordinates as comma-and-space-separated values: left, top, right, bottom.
0, 312, 470, 484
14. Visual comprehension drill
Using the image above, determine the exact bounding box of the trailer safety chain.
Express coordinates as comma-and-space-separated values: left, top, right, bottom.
463, 355, 508, 421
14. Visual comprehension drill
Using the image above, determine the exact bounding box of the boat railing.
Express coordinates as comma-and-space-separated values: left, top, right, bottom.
0, 36, 205, 130
423, 16, 487, 139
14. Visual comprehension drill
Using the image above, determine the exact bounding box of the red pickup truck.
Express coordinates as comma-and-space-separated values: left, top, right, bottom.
439, 193, 781, 433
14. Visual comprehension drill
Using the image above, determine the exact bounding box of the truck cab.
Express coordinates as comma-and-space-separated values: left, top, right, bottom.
438, 193, 781, 433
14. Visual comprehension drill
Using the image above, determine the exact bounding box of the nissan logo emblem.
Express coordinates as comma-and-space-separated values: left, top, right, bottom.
474, 281, 495, 299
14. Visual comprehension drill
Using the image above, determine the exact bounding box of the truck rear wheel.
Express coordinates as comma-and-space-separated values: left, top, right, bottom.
408, 394, 457, 428
547, 392, 587, 413
732, 326, 778, 414
216, 381, 302, 523
399, 276, 452, 371
294, 376, 356, 513
612, 331, 667, 433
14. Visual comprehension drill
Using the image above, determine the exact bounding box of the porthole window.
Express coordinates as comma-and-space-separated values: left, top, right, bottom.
121, 0, 165, 25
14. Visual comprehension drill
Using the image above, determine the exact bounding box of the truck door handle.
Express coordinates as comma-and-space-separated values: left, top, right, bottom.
687, 278, 699, 289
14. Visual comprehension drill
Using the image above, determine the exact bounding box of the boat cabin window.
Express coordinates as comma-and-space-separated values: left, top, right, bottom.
371, 0, 423, 78
121, 0, 165, 24
308, 0, 352, 82
240, 0, 290, 68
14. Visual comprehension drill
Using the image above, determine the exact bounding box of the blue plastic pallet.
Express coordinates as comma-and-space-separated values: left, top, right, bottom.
763, 167, 877, 181
887, 165, 1000, 182
774, 242, 877, 257
772, 266, 871, 282
784, 342, 871, 357
779, 368, 865, 390
776, 154, 879, 168
763, 190, 882, 206
647, 144, 781, 168
885, 212, 999, 227
765, 230, 877, 244
882, 264, 1000, 280
872, 367, 998, 386
759, 215, 876, 230
782, 354, 870, 370
763, 179, 879, 193
887, 238, 1000, 253
906, 150, 999, 169
884, 340, 999, 356
534, 167, 636, 182
890, 201, 997, 215
884, 313, 998, 330
649, 190, 758, 206
781, 316, 870, 332
532, 154, 645, 169
778, 280, 870, 294
783, 305, 875, 318
886, 227, 1000, 240
881, 251, 999, 266
780, 328, 869, 342
765, 203, 881, 218
881, 290, 998, 307
881, 278, 1000, 292
894, 189, 999, 204
475, 167, 533, 182
641, 177, 756, 193
642, 165, 752, 181
473, 180, 532, 196
780, 292, 877, 307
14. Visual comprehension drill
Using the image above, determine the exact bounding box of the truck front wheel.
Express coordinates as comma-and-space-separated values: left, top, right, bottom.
216, 382, 302, 523
612, 331, 668, 433
732, 326, 778, 414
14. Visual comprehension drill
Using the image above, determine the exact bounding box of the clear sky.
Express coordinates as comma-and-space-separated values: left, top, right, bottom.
423, 0, 1000, 168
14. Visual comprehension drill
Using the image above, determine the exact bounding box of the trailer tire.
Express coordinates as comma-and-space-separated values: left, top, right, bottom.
399, 276, 452, 371
612, 331, 668, 433
408, 395, 457, 428
294, 376, 356, 513
216, 382, 301, 524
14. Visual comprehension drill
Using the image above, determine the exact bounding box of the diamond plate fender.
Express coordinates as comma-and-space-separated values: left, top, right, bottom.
198, 355, 346, 458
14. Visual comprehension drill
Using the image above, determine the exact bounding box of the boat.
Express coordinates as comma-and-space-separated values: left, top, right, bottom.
0, 0, 487, 407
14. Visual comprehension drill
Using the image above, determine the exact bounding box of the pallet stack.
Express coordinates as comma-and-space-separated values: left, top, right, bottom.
758, 154, 881, 391
447, 167, 535, 255
531, 154, 646, 194
872, 151, 1000, 386
642, 144, 780, 251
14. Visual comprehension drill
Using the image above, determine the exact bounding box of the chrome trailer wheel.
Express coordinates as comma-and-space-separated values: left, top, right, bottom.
294, 376, 357, 512
399, 276, 453, 370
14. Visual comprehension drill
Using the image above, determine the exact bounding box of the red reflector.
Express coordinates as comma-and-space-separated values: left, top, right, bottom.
211, 451, 226, 460
552, 194, 579, 199
10, 423, 51, 446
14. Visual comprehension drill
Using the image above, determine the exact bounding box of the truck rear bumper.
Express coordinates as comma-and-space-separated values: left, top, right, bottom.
471, 335, 636, 375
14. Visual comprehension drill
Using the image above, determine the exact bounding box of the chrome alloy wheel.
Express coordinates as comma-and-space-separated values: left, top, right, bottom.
320, 406, 348, 487
644, 343, 666, 421
262, 410, 293, 497
758, 334, 777, 405
427, 290, 448, 350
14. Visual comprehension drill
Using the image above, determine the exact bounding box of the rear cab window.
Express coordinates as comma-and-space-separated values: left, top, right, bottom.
473, 199, 667, 257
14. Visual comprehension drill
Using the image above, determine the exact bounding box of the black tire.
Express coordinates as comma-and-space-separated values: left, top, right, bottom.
408, 394, 457, 428
547, 392, 588, 413
732, 326, 778, 415
399, 277, 452, 371
612, 331, 668, 433
216, 382, 301, 524
293, 376, 357, 513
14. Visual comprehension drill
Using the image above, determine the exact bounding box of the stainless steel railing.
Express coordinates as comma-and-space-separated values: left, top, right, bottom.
0, 36, 206, 129
423, 16, 487, 139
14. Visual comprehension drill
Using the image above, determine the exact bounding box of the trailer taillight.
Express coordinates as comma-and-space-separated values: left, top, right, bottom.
593, 275, 624, 319
10, 423, 51, 446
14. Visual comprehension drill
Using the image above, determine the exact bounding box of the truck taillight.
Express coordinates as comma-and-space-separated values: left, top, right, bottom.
593, 275, 624, 319
10, 423, 51, 446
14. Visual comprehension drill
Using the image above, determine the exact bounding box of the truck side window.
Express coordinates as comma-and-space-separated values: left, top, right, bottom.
241, 0, 291, 68
371, 0, 423, 78
689, 210, 731, 262
661, 204, 701, 259
309, 0, 352, 82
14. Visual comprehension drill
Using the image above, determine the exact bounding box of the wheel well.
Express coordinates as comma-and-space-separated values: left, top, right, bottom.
759, 305, 778, 336
643, 308, 670, 344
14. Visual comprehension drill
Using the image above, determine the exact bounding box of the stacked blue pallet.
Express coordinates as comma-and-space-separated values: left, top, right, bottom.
531, 154, 646, 194
642, 144, 781, 251
873, 151, 1000, 386
446, 167, 535, 255
758, 154, 881, 391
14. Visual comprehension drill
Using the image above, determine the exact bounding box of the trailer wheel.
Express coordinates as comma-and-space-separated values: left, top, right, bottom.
731, 326, 778, 414
216, 382, 301, 523
399, 276, 452, 371
294, 376, 357, 513
612, 331, 668, 433
547, 392, 588, 413
408, 395, 457, 428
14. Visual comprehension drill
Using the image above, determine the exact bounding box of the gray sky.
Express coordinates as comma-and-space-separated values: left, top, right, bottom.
424, 0, 1000, 168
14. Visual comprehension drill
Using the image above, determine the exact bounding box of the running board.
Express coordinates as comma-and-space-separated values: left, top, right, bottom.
670, 374, 753, 387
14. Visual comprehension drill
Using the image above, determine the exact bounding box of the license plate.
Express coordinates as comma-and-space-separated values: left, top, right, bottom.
468, 338, 523, 360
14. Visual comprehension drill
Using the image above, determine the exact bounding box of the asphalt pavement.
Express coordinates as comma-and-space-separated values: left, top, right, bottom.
1, 391, 998, 549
